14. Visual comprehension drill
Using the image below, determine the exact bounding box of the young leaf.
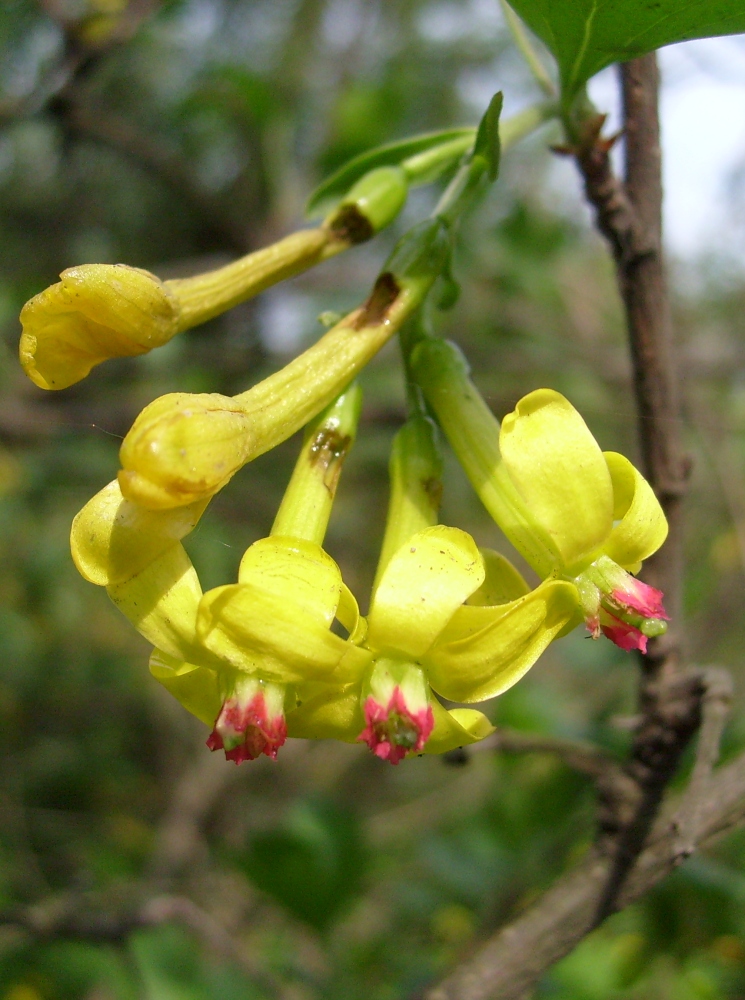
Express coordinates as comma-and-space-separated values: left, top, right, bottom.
505, 0, 745, 107
306, 128, 474, 218
473, 92, 503, 181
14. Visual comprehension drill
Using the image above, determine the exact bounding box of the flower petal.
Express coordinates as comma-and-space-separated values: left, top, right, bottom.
467, 548, 530, 606
285, 682, 364, 742
426, 579, 579, 703
337, 582, 367, 644
197, 583, 370, 684
367, 525, 484, 659
500, 390, 613, 571
602, 452, 668, 570
149, 649, 221, 727
71, 479, 208, 587
238, 535, 341, 627
107, 542, 204, 662
423, 700, 495, 754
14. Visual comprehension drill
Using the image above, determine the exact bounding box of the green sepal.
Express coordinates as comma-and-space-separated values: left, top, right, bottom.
472, 91, 503, 182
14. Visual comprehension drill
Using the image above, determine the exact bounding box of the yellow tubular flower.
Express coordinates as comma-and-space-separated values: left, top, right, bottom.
117, 218, 450, 510
73, 386, 372, 763
345, 416, 575, 765
411, 338, 669, 654
357, 525, 576, 764
20, 167, 409, 391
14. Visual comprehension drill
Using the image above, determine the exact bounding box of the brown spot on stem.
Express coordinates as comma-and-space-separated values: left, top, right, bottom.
309, 427, 352, 496
352, 272, 400, 330
423, 477, 443, 508
328, 204, 374, 245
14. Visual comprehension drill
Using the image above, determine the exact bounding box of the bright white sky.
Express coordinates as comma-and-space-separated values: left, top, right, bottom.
589, 35, 745, 260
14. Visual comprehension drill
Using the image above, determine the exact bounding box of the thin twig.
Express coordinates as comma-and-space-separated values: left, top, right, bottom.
448, 728, 621, 781
672, 667, 733, 857
0, 892, 282, 997
424, 740, 745, 1000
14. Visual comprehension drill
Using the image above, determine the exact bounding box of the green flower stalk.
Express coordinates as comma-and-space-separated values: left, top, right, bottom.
19, 167, 408, 391
410, 338, 670, 653
117, 218, 450, 510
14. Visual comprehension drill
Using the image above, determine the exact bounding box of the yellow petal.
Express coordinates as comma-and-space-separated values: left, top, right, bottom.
197, 583, 371, 685
467, 548, 530, 606
602, 451, 668, 570
149, 649, 221, 727
426, 579, 579, 703
285, 682, 364, 742
500, 390, 614, 571
238, 536, 341, 627
423, 700, 495, 754
70, 479, 208, 587
107, 543, 204, 663
337, 583, 367, 644
367, 525, 485, 659
19, 264, 180, 390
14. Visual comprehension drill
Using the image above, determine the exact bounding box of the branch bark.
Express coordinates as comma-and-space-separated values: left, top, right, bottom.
425, 741, 745, 1000
425, 52, 722, 1000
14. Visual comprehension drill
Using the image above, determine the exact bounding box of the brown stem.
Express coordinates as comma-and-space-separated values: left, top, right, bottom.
424, 741, 745, 1000
570, 54, 698, 923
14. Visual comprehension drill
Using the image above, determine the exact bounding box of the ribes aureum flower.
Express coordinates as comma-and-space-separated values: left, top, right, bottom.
412, 339, 669, 653
353, 524, 577, 764
71, 385, 372, 763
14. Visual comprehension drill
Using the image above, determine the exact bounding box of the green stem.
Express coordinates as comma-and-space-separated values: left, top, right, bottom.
167, 228, 343, 330
271, 383, 362, 545
372, 414, 443, 594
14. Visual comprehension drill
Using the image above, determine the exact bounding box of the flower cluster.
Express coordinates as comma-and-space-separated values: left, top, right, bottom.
23, 130, 670, 766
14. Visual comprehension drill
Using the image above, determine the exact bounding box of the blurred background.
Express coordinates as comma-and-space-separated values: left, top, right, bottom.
0, 2, 745, 998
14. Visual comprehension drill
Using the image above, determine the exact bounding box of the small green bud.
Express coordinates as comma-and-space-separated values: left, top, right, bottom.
326, 166, 408, 243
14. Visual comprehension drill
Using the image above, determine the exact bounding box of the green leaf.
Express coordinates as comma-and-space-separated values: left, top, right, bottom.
238, 798, 368, 931
505, 0, 745, 106
473, 92, 503, 181
306, 128, 474, 218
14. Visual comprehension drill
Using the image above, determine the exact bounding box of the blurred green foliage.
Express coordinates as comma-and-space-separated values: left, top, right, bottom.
0, 1, 744, 998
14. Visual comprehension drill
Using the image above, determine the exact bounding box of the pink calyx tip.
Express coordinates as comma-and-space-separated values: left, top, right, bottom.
610, 576, 669, 621
207, 691, 287, 764
358, 686, 434, 765
598, 612, 648, 653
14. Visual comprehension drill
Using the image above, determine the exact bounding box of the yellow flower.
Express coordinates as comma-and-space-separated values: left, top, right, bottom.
72, 385, 372, 762
20, 265, 180, 390
354, 524, 575, 763
411, 338, 669, 652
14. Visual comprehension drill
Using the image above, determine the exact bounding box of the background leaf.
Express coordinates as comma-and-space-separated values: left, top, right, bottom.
505, 0, 745, 105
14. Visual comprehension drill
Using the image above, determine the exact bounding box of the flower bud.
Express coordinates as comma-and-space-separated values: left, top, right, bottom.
20, 264, 181, 390
117, 393, 255, 509
326, 166, 408, 243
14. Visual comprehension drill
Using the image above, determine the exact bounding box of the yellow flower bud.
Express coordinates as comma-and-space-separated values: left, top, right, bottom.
117, 393, 255, 509
20, 264, 181, 390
